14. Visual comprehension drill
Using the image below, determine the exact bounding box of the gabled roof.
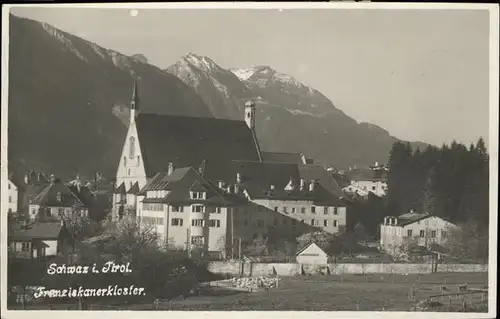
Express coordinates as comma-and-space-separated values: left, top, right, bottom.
11, 222, 62, 241
140, 167, 245, 207
115, 183, 127, 194
31, 178, 96, 210
295, 241, 327, 256
204, 160, 345, 205
347, 168, 388, 182
261, 151, 304, 164
9, 172, 27, 190
127, 182, 140, 195
135, 113, 261, 177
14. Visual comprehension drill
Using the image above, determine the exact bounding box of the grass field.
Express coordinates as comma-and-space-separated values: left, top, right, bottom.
10, 272, 488, 312
133, 272, 489, 311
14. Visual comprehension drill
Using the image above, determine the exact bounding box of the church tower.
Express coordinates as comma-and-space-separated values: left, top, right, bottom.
244, 100, 256, 130
130, 78, 139, 125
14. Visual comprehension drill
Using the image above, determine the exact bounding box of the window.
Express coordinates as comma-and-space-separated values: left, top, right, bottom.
45, 208, 51, 217
56, 192, 62, 202
431, 230, 437, 238
192, 205, 205, 213
301, 219, 305, 223
290, 207, 295, 214
419, 230, 425, 237
124, 156, 127, 167
311, 219, 316, 226
274, 206, 278, 212
210, 219, 221, 228
31, 208, 37, 216
192, 219, 204, 227
372, 186, 376, 191
191, 236, 204, 245
311, 206, 316, 214
129, 136, 135, 159
143, 203, 163, 211
21, 242, 30, 252
333, 207, 338, 215
58, 208, 65, 216
215, 207, 222, 214
137, 156, 141, 166
407, 229, 413, 237
8, 196, 11, 203
441, 230, 447, 238
324, 220, 328, 227
8, 183, 10, 190
301, 207, 306, 214
323, 207, 328, 215
142, 216, 164, 225
171, 205, 184, 213
283, 206, 288, 214
171, 218, 183, 226
192, 192, 199, 199
128, 169, 131, 176
333, 220, 338, 227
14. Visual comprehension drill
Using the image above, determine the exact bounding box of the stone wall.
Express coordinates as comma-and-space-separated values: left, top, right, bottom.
207, 262, 488, 277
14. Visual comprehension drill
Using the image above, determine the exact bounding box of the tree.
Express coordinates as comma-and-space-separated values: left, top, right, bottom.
444, 220, 488, 263
61, 204, 101, 261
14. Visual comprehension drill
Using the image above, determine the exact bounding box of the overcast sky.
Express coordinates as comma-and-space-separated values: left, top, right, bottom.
10, 6, 491, 147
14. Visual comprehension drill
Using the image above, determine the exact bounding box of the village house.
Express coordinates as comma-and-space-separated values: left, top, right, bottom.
29, 175, 104, 222
7, 172, 26, 215
342, 162, 388, 198
379, 211, 458, 255
9, 221, 69, 259
19, 170, 51, 217
295, 242, 328, 265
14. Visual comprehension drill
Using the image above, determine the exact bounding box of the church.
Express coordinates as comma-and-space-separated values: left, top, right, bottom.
113, 80, 271, 219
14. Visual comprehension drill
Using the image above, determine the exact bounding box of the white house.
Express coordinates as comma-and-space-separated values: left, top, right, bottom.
379, 211, 458, 254
7, 173, 26, 214
295, 242, 328, 265
343, 163, 388, 197
9, 222, 67, 259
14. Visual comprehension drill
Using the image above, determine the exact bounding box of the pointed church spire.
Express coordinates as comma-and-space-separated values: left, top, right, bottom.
130, 77, 139, 124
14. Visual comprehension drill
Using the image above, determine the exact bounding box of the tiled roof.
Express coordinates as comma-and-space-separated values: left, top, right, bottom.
135, 113, 261, 177
11, 222, 62, 241
261, 151, 303, 164
127, 182, 140, 195
347, 168, 388, 182
115, 182, 126, 194
140, 167, 243, 207
204, 160, 345, 205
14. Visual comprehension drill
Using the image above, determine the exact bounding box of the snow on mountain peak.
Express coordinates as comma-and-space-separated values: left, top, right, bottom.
230, 68, 257, 81
184, 52, 218, 73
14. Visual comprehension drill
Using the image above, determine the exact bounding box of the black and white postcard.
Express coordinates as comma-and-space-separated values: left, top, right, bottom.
1, 2, 498, 319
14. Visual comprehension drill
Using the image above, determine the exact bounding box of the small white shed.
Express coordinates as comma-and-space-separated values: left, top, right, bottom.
295, 242, 328, 265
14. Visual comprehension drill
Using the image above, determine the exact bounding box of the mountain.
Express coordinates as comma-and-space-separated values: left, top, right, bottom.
8, 15, 212, 179
166, 54, 428, 169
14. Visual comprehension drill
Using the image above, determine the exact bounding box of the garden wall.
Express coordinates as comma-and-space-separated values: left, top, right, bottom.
207, 262, 488, 277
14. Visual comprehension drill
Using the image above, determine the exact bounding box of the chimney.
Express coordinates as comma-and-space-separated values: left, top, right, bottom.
218, 180, 224, 189
270, 185, 275, 190
50, 174, 56, 184
309, 180, 315, 192
375, 161, 379, 167
227, 185, 233, 194
76, 174, 81, 193
168, 162, 174, 175
24, 174, 29, 184
236, 172, 242, 184
234, 184, 240, 194
300, 178, 305, 191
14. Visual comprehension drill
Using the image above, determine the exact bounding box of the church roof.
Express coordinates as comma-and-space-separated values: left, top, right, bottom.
261, 151, 304, 164
127, 182, 140, 195
135, 113, 261, 177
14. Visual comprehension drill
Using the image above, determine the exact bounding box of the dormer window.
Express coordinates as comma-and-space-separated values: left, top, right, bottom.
191, 191, 205, 200
56, 192, 62, 202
